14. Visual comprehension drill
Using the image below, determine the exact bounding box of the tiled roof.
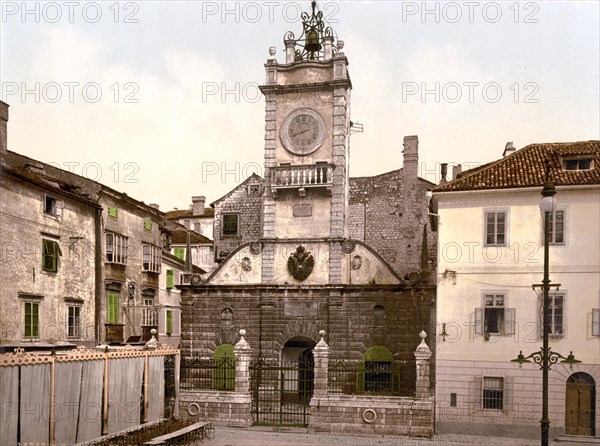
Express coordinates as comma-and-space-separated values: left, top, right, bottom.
434, 141, 600, 192
171, 228, 212, 244
165, 208, 214, 219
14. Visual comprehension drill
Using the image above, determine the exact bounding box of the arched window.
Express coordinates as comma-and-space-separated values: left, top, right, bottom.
359, 346, 399, 394
213, 343, 235, 391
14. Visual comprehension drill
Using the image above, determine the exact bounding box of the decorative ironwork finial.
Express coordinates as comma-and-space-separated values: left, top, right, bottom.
284, 1, 336, 61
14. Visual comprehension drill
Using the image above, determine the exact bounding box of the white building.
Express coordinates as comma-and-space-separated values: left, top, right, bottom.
432, 141, 600, 440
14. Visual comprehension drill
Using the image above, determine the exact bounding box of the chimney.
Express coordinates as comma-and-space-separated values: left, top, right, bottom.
0, 101, 9, 160
183, 219, 191, 230
503, 142, 516, 158
452, 164, 462, 180
192, 196, 206, 216
402, 135, 419, 182
149, 203, 160, 210
439, 163, 448, 184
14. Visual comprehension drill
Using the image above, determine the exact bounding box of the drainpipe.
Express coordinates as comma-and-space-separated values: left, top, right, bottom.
95, 207, 103, 344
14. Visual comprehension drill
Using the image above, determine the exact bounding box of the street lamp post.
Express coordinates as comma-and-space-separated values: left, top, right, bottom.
512, 174, 580, 446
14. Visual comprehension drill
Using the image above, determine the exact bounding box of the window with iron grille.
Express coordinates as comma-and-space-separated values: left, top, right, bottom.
485, 211, 507, 246
474, 376, 513, 411
105, 232, 128, 264
547, 210, 565, 244
67, 306, 81, 339
142, 244, 161, 272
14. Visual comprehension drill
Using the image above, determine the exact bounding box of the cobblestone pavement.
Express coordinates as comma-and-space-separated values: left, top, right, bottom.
198, 427, 551, 446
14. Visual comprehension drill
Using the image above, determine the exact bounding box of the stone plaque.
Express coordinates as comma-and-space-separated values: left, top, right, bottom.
293, 204, 312, 217
284, 301, 318, 317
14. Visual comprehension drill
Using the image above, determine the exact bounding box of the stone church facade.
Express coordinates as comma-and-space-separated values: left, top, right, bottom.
179, 2, 436, 435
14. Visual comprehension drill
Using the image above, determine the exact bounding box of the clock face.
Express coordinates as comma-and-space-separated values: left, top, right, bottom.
280, 109, 325, 156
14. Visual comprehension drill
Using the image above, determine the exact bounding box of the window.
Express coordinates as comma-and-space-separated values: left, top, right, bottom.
166, 269, 174, 289
106, 232, 128, 264
24, 302, 39, 338
173, 247, 185, 260
107, 293, 119, 324
483, 377, 504, 410
143, 244, 161, 272
107, 206, 118, 219
359, 346, 399, 394
44, 195, 63, 217
564, 158, 593, 171
67, 306, 81, 339
485, 211, 507, 246
42, 239, 62, 272
166, 309, 173, 335
592, 308, 600, 336
475, 376, 513, 411
142, 298, 158, 326
547, 210, 565, 244
144, 220, 152, 231
475, 294, 515, 336
548, 294, 564, 336
222, 214, 239, 237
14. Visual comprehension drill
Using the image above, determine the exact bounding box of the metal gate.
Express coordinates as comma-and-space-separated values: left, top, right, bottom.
250, 356, 314, 426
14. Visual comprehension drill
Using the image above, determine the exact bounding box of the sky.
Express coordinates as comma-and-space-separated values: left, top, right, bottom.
1, 1, 598, 211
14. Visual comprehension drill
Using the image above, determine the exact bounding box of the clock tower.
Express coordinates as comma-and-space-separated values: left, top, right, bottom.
260, 1, 352, 284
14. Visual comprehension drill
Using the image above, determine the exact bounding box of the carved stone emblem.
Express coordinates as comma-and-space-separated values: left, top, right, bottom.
352, 255, 362, 270
342, 239, 356, 254
249, 241, 262, 255
241, 257, 252, 271
287, 246, 315, 281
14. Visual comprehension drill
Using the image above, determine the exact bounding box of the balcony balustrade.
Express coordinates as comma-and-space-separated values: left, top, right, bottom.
271, 163, 334, 196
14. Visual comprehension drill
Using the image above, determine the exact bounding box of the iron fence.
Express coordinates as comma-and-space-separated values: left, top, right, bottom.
180, 357, 235, 391
328, 359, 404, 396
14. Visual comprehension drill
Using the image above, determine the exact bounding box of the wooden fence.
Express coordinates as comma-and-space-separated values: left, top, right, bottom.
0, 345, 180, 446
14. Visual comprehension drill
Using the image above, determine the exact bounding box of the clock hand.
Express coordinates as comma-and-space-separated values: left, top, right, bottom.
290, 128, 310, 137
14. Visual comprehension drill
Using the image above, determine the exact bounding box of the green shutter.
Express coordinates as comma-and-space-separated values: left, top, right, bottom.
174, 247, 185, 260
166, 270, 174, 289
144, 220, 152, 231
107, 293, 119, 324
42, 239, 59, 272
108, 207, 118, 218
166, 310, 173, 335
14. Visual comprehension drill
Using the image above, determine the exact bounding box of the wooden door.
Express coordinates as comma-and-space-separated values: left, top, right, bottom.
565, 373, 595, 436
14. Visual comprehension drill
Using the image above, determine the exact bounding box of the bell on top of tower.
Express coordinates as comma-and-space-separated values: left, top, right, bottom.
284, 1, 338, 62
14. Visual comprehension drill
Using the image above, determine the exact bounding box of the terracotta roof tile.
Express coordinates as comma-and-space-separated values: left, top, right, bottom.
165, 208, 214, 219
434, 141, 600, 192
171, 228, 212, 244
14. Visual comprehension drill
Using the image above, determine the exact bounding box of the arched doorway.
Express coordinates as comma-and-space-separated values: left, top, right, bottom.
281, 336, 315, 403
565, 372, 596, 436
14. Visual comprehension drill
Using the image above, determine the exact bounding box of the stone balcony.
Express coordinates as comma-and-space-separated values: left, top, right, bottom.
271, 164, 334, 197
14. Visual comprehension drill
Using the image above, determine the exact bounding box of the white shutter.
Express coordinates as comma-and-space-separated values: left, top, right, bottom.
473, 376, 482, 410
505, 308, 516, 335
475, 308, 484, 335
503, 377, 513, 411
592, 309, 600, 336
55, 200, 64, 217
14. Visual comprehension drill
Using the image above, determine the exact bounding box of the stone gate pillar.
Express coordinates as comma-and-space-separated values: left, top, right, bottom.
234, 329, 252, 394
414, 330, 432, 399
312, 330, 329, 397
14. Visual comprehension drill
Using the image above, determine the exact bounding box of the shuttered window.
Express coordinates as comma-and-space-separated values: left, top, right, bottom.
166, 269, 174, 289
166, 310, 173, 335
24, 302, 39, 338
42, 239, 61, 272
107, 293, 119, 324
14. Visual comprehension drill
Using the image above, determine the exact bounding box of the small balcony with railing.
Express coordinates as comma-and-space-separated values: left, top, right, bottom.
271, 163, 334, 197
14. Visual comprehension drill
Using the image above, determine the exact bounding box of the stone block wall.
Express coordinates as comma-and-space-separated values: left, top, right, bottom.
180, 284, 436, 396
349, 170, 437, 277
309, 395, 434, 437
179, 391, 252, 427
212, 175, 263, 262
